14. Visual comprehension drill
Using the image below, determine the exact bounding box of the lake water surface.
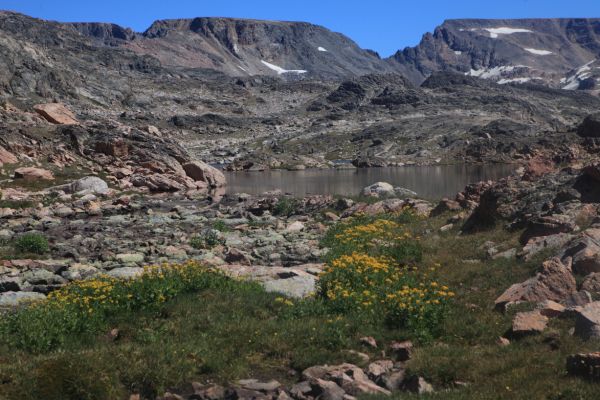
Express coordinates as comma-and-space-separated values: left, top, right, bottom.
224, 164, 515, 200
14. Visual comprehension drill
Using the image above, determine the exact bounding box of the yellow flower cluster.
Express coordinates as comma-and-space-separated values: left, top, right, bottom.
45, 261, 220, 315
320, 216, 454, 329
334, 219, 412, 248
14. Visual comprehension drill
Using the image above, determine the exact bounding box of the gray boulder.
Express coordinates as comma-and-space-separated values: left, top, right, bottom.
261, 275, 316, 298
361, 182, 395, 197
0, 291, 46, 306
575, 302, 600, 340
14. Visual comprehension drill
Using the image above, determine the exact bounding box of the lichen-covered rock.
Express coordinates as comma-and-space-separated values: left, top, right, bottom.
495, 258, 577, 310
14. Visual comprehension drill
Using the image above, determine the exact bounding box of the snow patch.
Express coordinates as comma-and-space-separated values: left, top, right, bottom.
261, 60, 307, 75
524, 48, 553, 56
484, 27, 532, 38
562, 59, 596, 90
317, 47, 328, 52
466, 65, 516, 79
454, 51, 462, 55
498, 77, 531, 85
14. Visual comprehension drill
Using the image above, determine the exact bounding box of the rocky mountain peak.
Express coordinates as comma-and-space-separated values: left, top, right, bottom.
67, 16, 395, 80
390, 18, 600, 91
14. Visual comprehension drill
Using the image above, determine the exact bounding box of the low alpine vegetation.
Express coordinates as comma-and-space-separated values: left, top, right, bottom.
0, 261, 231, 352
318, 210, 453, 339
14, 232, 50, 255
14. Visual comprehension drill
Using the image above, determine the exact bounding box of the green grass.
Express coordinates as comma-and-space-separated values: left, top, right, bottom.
1, 211, 600, 399
1, 164, 108, 192
365, 212, 600, 399
0, 283, 402, 400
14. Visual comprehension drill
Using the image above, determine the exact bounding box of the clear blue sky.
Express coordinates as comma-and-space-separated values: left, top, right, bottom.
2, 0, 600, 56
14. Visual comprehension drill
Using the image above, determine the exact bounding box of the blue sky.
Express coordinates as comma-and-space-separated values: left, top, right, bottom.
2, 0, 600, 56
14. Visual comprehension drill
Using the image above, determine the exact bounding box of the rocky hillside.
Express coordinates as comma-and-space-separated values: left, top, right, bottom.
391, 18, 600, 90
69, 17, 396, 80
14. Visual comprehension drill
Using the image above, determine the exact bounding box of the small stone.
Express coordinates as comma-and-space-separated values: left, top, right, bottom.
574, 301, 600, 340
497, 337, 510, 346
512, 310, 548, 335
285, 221, 305, 233
403, 376, 433, 394
107, 328, 120, 341
313, 379, 346, 400
324, 212, 339, 221
0, 291, 46, 306
367, 360, 394, 379
238, 379, 281, 393
360, 336, 377, 348
115, 253, 145, 264
567, 352, 600, 380
107, 267, 144, 279
439, 223, 453, 232
537, 300, 566, 318
33, 103, 78, 124
14, 167, 54, 181
389, 340, 413, 361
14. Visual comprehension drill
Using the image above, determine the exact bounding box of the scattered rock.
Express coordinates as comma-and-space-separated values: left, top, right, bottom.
0, 146, 18, 165
577, 112, 600, 138
537, 300, 566, 318
67, 176, 109, 194
33, 103, 78, 125
360, 336, 377, 348
389, 340, 413, 361
361, 182, 395, 198
495, 258, 577, 310
520, 215, 577, 245
14, 167, 54, 181
183, 161, 227, 188
0, 291, 46, 306
107, 267, 144, 279
237, 379, 282, 393
512, 310, 548, 335
574, 302, 600, 340
402, 376, 433, 394
567, 352, 600, 380
115, 253, 145, 264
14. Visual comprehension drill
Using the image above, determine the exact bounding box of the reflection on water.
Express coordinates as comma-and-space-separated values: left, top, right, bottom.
224, 164, 515, 200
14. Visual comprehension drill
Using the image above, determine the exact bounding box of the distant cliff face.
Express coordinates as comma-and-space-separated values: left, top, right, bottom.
390, 18, 600, 90
68, 22, 136, 45
72, 17, 396, 80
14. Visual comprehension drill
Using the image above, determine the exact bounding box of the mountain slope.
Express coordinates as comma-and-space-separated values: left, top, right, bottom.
390, 18, 600, 90
69, 17, 396, 80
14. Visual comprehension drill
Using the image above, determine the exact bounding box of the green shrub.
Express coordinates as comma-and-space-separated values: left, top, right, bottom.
273, 197, 301, 217
211, 219, 231, 232
14, 233, 49, 255
190, 231, 223, 249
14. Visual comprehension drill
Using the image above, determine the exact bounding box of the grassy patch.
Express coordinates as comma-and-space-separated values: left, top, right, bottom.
2, 211, 599, 399
273, 197, 301, 217
0, 199, 34, 209
0, 267, 402, 400
14, 232, 49, 255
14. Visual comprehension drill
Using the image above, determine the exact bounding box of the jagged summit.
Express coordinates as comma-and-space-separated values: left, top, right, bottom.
389, 18, 600, 90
